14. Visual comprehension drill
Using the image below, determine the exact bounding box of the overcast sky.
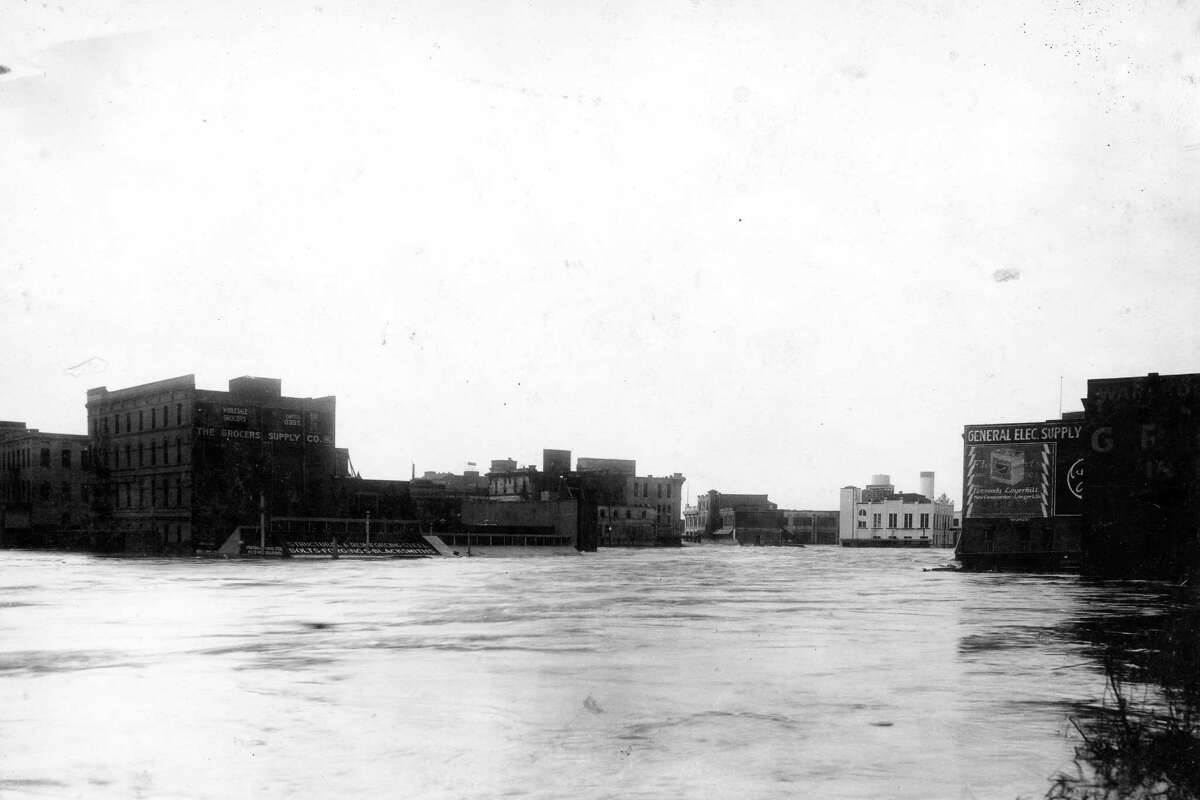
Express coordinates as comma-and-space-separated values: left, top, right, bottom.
2, 0, 1198, 509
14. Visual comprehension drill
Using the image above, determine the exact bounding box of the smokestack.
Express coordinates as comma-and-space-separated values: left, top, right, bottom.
920, 471, 935, 500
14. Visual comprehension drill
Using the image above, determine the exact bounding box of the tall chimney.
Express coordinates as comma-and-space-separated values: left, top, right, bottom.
920, 471, 935, 500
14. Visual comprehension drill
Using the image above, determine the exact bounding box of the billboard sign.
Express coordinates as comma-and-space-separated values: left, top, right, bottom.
963, 422, 1084, 519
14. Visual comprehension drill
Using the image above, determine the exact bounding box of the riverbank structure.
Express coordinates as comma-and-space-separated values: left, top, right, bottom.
839, 473, 955, 547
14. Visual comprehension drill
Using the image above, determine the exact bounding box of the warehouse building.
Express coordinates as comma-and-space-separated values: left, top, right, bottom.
86, 375, 340, 550
955, 416, 1085, 570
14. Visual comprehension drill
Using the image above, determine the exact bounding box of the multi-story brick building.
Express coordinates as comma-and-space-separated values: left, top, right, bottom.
0, 421, 92, 543
86, 375, 339, 550
684, 490, 777, 542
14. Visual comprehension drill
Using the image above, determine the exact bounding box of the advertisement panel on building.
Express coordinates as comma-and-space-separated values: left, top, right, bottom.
193, 402, 334, 447
963, 421, 1085, 519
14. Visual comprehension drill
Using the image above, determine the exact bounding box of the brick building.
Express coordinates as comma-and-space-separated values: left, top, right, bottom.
684, 491, 776, 543
86, 375, 340, 550
0, 421, 92, 544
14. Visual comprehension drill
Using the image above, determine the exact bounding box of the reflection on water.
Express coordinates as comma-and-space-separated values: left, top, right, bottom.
0, 548, 1190, 799
1047, 582, 1200, 799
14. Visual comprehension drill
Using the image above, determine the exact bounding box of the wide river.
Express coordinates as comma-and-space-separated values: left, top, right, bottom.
0, 546, 1186, 799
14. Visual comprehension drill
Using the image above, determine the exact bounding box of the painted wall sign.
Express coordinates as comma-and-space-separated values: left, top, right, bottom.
963, 422, 1085, 519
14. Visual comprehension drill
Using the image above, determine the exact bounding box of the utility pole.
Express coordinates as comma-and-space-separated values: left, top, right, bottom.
259, 490, 266, 554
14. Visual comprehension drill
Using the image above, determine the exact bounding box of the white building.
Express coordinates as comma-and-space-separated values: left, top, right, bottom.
839, 472, 956, 548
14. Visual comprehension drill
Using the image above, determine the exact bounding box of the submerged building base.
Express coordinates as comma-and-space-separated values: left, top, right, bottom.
841, 538, 932, 548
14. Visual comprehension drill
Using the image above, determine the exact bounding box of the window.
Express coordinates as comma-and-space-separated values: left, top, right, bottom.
138, 410, 144, 431
657, 484, 663, 498
81, 485, 90, 504
872, 513, 881, 528
857, 520, 866, 529
124, 444, 130, 468
150, 441, 156, 466
176, 403, 182, 426
39, 482, 51, 500
858, 509, 866, 516
103, 417, 109, 435
176, 437, 181, 463
162, 405, 168, 428
138, 442, 144, 467
81, 449, 91, 469
40, 448, 51, 468
903, 513, 912, 529
175, 477, 182, 507
888, 513, 898, 529
125, 413, 131, 433
920, 513, 930, 529
138, 484, 145, 507
164, 437, 169, 465
61, 449, 71, 468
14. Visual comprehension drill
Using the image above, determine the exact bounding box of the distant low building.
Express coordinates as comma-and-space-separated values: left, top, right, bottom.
685, 490, 792, 545
481, 449, 685, 548
781, 509, 839, 545
839, 473, 955, 548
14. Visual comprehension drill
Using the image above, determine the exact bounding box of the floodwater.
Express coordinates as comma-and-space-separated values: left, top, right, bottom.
0, 546, 1186, 799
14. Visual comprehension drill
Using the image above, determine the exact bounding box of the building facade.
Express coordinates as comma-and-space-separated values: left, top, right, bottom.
954, 417, 1086, 570
684, 491, 786, 545
839, 473, 955, 547
1082, 372, 1200, 578
86, 375, 339, 550
0, 421, 92, 544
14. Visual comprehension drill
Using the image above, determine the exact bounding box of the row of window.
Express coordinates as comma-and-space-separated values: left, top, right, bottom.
0, 480, 88, 503
1, 447, 89, 470
632, 481, 673, 499
599, 507, 649, 520
95, 403, 187, 437
866, 512, 933, 529
115, 477, 186, 509
103, 437, 187, 470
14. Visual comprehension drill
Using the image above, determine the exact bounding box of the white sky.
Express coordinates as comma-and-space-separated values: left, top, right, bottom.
2, 0, 1198, 509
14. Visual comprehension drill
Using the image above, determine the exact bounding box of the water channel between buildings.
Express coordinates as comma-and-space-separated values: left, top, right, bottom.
0, 546, 1188, 799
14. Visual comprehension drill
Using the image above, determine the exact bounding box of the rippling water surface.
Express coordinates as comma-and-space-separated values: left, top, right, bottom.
0, 547, 1178, 799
